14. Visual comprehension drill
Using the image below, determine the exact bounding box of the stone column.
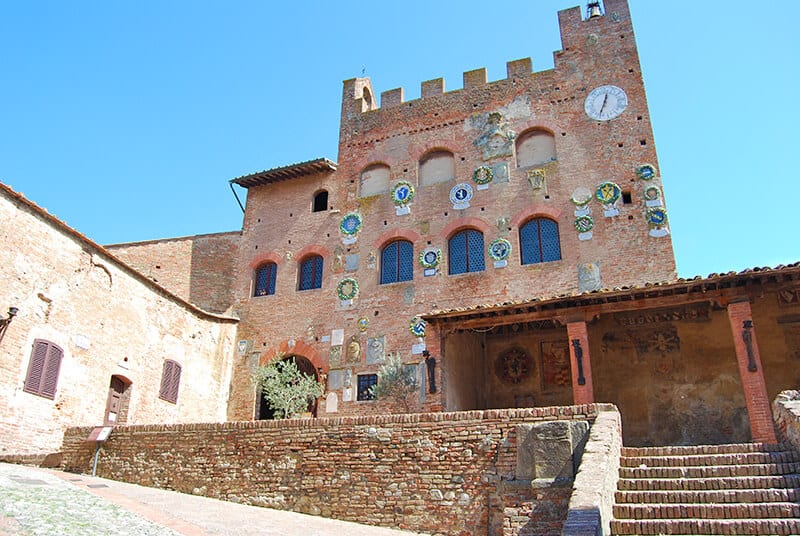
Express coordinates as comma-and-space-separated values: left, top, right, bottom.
567, 321, 594, 405
727, 300, 777, 443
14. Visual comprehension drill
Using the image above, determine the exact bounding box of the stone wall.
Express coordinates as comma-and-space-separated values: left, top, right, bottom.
562, 410, 622, 536
773, 391, 800, 451
0, 183, 238, 456
61, 405, 607, 536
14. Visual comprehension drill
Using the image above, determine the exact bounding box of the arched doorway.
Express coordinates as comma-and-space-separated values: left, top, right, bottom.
256, 354, 319, 420
105, 375, 132, 425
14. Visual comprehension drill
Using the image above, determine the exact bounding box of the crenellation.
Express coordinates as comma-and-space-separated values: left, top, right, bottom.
462, 67, 488, 90
506, 57, 532, 79
421, 77, 445, 98
380, 87, 404, 108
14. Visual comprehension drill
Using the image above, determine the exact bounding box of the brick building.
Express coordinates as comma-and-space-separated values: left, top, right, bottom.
2, 0, 799, 457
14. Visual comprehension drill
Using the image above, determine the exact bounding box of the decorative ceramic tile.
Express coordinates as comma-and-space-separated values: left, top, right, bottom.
450, 183, 473, 210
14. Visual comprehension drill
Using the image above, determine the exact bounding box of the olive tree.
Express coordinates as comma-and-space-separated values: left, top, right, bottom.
252, 355, 324, 419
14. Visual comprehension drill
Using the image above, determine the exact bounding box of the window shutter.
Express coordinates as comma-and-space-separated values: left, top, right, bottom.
23, 340, 63, 399
159, 360, 181, 404
159, 361, 173, 401
40, 345, 63, 399
24, 341, 48, 394
168, 362, 181, 403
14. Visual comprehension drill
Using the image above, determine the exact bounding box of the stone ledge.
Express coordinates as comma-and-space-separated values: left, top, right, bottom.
561, 409, 622, 536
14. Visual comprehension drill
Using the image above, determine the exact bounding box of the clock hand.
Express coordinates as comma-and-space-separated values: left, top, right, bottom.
599, 94, 608, 115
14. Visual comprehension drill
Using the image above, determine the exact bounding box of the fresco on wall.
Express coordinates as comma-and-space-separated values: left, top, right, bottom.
541, 340, 571, 389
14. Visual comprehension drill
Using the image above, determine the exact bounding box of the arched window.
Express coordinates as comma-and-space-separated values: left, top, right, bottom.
380, 240, 414, 284
419, 150, 455, 186
448, 229, 485, 275
359, 164, 390, 198
253, 262, 277, 297
516, 129, 556, 168
298, 255, 324, 290
312, 190, 328, 212
520, 218, 561, 265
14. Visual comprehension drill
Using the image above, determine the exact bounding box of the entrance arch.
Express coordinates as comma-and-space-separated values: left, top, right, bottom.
256, 354, 319, 420
105, 375, 132, 425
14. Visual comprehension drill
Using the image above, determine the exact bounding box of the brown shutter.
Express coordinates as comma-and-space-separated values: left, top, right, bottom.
159, 361, 172, 401
23, 341, 48, 394
168, 362, 181, 403
23, 340, 63, 399
40, 344, 63, 399
159, 360, 181, 404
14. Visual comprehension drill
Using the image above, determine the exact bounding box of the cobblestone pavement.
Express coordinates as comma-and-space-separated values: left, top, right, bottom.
0, 463, 425, 536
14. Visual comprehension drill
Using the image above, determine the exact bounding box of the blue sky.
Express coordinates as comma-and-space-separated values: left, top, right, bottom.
1, 1, 797, 278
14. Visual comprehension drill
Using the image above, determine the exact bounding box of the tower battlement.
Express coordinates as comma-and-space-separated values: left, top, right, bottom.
338, 0, 635, 151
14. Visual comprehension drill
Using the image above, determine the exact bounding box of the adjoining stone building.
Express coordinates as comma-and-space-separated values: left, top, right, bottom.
0, 183, 239, 457
2, 0, 799, 458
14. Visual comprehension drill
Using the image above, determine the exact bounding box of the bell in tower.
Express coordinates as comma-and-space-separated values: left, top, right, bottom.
586, 1, 604, 19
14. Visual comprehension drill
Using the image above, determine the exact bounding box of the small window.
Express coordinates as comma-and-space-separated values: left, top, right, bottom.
357, 374, 378, 401
298, 255, 324, 291
448, 229, 485, 275
23, 339, 63, 400
159, 359, 182, 404
312, 190, 328, 212
520, 218, 562, 265
380, 240, 414, 284
419, 150, 455, 186
516, 129, 556, 168
254, 262, 277, 297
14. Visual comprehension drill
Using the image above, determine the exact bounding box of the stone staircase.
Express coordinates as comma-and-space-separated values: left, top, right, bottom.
611, 442, 800, 535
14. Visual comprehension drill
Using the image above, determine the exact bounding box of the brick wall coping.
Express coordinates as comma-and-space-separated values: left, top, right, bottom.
105, 230, 241, 249
0, 181, 239, 324
773, 390, 800, 452
66, 403, 610, 436
561, 409, 622, 536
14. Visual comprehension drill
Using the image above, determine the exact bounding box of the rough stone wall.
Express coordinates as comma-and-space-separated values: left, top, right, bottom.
773, 391, 800, 451
229, 0, 676, 421
0, 184, 238, 456
61, 405, 602, 536
106, 231, 241, 314
562, 410, 622, 536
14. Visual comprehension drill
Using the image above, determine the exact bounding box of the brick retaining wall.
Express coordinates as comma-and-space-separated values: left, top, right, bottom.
61, 405, 608, 536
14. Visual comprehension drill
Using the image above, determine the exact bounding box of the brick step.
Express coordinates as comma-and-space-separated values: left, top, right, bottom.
621, 442, 790, 457
610, 518, 800, 535
619, 462, 800, 480
613, 502, 800, 520
621, 450, 800, 468
617, 474, 800, 491
615, 487, 800, 504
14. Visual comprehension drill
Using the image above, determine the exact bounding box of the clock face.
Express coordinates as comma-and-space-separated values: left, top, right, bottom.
584, 85, 628, 121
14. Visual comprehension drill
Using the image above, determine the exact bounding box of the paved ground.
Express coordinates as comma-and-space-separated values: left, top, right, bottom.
0, 463, 425, 536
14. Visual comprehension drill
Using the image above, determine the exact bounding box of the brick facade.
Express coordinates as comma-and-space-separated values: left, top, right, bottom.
61, 405, 605, 536
107, 231, 241, 315
226, 0, 676, 423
